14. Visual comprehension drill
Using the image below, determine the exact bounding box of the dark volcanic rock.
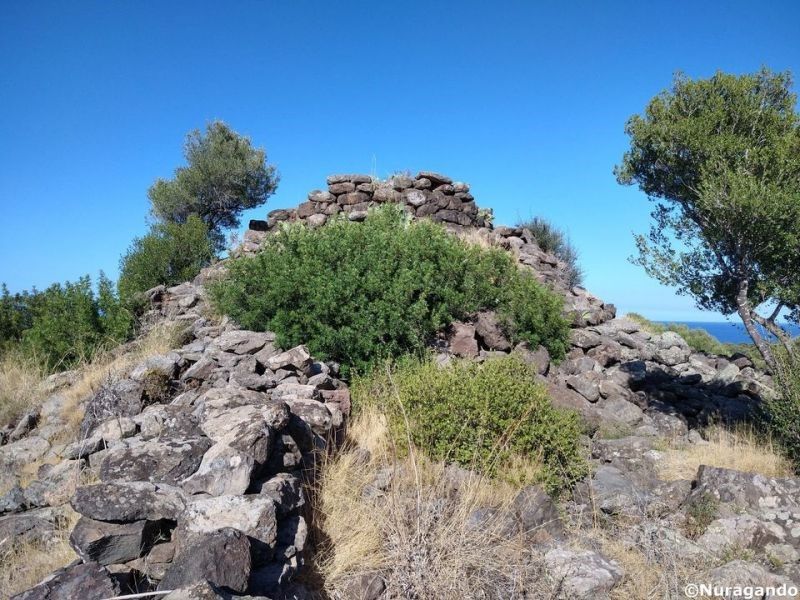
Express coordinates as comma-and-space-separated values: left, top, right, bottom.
71, 481, 187, 522
159, 527, 251, 593
99, 436, 212, 485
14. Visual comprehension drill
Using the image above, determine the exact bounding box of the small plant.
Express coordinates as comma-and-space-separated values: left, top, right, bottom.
517, 216, 584, 288
683, 493, 718, 540
354, 354, 587, 495
141, 369, 173, 405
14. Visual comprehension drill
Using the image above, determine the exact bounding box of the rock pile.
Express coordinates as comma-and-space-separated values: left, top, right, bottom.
242, 171, 488, 247
2, 276, 348, 599
2, 171, 797, 599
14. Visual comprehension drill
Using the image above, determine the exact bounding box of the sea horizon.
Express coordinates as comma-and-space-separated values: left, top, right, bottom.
656, 320, 800, 345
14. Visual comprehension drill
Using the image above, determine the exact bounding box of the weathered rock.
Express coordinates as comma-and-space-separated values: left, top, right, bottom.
0, 506, 72, 545
698, 514, 785, 556
417, 171, 452, 185
512, 485, 564, 543
518, 344, 550, 375
566, 375, 600, 402
100, 436, 212, 485
266, 345, 312, 373
80, 379, 144, 436
71, 481, 186, 521
19, 459, 86, 509
0, 436, 50, 470
475, 311, 511, 351
177, 495, 278, 561
545, 548, 623, 599
688, 465, 800, 513
159, 527, 251, 593
182, 356, 219, 381
181, 442, 255, 496
130, 353, 180, 381
70, 516, 168, 565
287, 399, 333, 436
160, 581, 233, 599
340, 573, 387, 600
448, 322, 478, 358
213, 330, 273, 355
696, 560, 798, 598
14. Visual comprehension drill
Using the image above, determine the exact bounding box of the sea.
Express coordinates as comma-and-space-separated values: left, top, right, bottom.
657, 321, 800, 345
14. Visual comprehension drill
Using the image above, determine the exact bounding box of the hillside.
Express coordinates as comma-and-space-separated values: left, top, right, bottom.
1, 172, 798, 599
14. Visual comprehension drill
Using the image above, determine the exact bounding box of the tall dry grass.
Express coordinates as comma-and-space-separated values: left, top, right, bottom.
0, 506, 80, 599
308, 405, 552, 599
0, 350, 48, 428
658, 425, 793, 481
0, 321, 185, 442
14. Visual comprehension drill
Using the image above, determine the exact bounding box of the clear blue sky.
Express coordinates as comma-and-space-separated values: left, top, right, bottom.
1, 1, 798, 322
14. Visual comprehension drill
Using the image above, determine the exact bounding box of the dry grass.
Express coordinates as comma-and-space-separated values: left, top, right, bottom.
52, 322, 186, 442
309, 405, 552, 599
0, 506, 79, 599
586, 526, 710, 600
658, 425, 793, 481
0, 350, 48, 428
0, 321, 185, 446
453, 227, 499, 251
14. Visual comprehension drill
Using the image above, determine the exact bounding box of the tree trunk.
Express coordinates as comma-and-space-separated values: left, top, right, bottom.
735, 279, 777, 372
753, 313, 796, 359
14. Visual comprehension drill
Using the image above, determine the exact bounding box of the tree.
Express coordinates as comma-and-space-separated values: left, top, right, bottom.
616, 68, 800, 371
118, 215, 214, 303
148, 121, 279, 251
22, 275, 132, 370
0, 284, 35, 351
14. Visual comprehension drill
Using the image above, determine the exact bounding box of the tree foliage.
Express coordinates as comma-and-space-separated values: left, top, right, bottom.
211, 206, 569, 376
148, 121, 278, 251
616, 68, 800, 369
9, 274, 133, 371
118, 215, 214, 303
0, 285, 36, 352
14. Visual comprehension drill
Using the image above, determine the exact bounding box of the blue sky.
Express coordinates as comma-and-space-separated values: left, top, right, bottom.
1, 1, 798, 321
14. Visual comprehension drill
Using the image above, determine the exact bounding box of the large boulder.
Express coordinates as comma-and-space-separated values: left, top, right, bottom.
159, 528, 252, 593
70, 516, 169, 565
71, 481, 187, 521
545, 548, 623, 599
99, 436, 212, 485
475, 311, 511, 351
512, 485, 564, 543
176, 495, 278, 563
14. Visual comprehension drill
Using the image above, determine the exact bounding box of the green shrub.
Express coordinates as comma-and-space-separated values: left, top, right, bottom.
118, 215, 214, 303
210, 206, 569, 376
517, 216, 583, 288
766, 353, 800, 471
20, 273, 132, 371
354, 354, 587, 494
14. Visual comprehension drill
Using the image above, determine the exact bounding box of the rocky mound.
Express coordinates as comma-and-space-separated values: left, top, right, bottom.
2, 276, 347, 598
1, 171, 796, 599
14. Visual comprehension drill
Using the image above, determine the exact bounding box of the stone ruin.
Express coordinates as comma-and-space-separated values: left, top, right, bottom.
1, 171, 798, 599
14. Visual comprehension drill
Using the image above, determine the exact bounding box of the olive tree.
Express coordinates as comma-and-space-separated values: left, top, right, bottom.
149, 121, 279, 251
616, 69, 800, 370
